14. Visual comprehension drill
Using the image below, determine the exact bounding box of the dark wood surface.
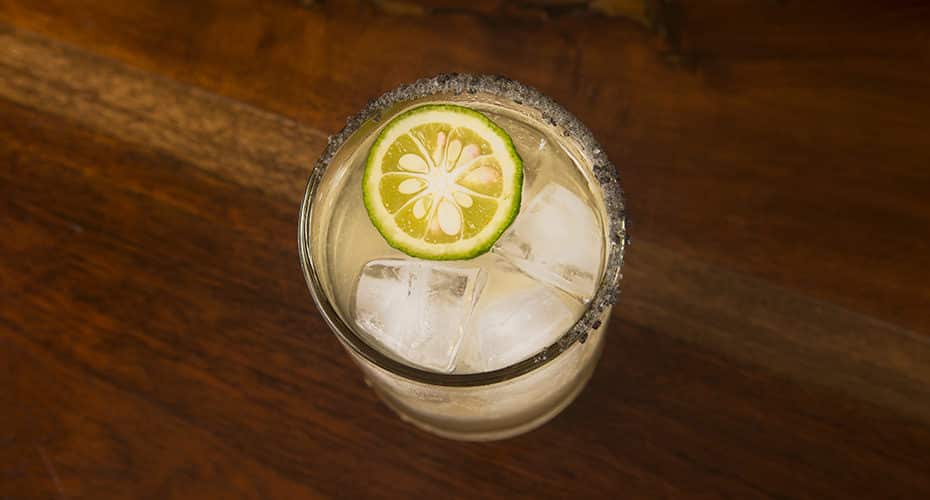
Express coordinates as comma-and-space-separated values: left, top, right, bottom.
2, 1, 930, 498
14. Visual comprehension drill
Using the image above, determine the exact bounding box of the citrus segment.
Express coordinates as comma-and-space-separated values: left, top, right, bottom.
363, 104, 523, 260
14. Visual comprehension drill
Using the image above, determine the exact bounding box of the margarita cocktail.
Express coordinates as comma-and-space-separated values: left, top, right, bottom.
299, 75, 627, 440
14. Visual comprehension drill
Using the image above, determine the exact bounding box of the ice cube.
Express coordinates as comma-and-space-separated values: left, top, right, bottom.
353, 259, 486, 373
461, 285, 578, 372
493, 184, 603, 300
505, 121, 551, 189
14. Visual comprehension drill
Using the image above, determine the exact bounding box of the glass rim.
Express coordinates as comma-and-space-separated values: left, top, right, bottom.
298, 73, 628, 387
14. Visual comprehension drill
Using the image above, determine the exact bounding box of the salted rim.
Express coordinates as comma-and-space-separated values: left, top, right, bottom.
298, 74, 629, 387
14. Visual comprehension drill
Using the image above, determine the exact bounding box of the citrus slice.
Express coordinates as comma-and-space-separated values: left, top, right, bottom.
363, 104, 523, 260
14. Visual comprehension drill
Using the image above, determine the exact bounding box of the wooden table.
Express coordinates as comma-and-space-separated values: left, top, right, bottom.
2, 1, 929, 498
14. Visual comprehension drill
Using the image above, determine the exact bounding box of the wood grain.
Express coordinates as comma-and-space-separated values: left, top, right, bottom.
2, 0, 928, 334
0, 26, 322, 201
2, 1, 930, 498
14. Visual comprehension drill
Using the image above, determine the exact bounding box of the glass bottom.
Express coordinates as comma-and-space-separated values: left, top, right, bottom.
348, 312, 610, 441
374, 346, 602, 441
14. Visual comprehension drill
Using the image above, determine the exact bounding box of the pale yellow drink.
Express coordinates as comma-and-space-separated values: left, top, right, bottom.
299, 75, 627, 440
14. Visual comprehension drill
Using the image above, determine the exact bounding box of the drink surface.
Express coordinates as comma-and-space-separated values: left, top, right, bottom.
320, 99, 607, 374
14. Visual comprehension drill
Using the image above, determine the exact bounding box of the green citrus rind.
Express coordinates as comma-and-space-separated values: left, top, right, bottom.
363, 104, 523, 260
